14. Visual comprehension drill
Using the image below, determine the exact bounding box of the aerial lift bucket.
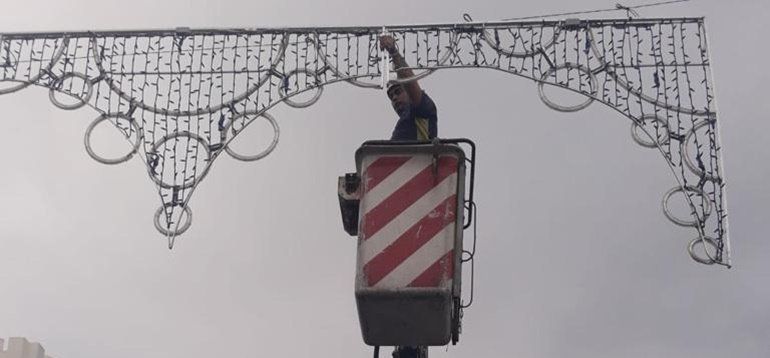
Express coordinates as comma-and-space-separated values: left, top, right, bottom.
338, 139, 474, 348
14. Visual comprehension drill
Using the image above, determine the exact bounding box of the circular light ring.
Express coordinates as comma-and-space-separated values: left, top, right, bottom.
154, 203, 193, 236
631, 114, 670, 148
49, 72, 93, 110
147, 131, 212, 190
682, 120, 721, 182
84, 114, 142, 165
221, 111, 280, 162
277, 68, 324, 108
688, 236, 719, 265
661, 185, 713, 227
537, 63, 597, 112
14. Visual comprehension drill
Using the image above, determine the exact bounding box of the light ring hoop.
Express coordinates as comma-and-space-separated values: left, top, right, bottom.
662, 185, 712, 227
148, 131, 212, 190
631, 114, 670, 148
277, 68, 324, 108
538, 63, 597, 112
84, 114, 142, 165
688, 236, 718, 265
154, 203, 193, 236
49, 72, 93, 110
682, 120, 721, 182
221, 111, 280, 162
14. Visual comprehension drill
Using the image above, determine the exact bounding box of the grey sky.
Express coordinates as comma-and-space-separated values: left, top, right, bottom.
1, 1, 768, 358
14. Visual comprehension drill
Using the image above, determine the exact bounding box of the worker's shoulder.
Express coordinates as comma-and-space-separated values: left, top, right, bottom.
416, 90, 437, 113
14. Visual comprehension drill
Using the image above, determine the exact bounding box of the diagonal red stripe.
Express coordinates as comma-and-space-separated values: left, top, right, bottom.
364, 156, 411, 193
364, 194, 457, 286
362, 156, 458, 240
408, 249, 454, 287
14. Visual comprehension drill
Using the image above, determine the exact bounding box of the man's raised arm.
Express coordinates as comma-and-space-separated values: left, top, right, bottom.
379, 35, 423, 104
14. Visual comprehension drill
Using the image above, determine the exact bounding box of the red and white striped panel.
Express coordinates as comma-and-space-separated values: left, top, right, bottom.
358, 154, 459, 289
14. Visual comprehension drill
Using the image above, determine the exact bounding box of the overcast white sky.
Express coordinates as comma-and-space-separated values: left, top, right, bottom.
0, 1, 768, 358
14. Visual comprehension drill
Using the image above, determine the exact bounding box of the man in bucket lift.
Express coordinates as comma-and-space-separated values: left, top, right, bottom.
380, 35, 438, 141
375, 35, 436, 358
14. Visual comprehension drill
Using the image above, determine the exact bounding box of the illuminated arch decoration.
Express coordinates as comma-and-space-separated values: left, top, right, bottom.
0, 17, 730, 267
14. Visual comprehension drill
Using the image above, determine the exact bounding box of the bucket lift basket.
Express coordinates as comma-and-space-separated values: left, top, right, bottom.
338, 139, 476, 347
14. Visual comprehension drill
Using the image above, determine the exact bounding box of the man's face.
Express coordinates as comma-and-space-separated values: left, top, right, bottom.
388, 85, 410, 114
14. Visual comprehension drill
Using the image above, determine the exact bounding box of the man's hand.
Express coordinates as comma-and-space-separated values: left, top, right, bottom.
380, 34, 422, 104
379, 35, 398, 55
